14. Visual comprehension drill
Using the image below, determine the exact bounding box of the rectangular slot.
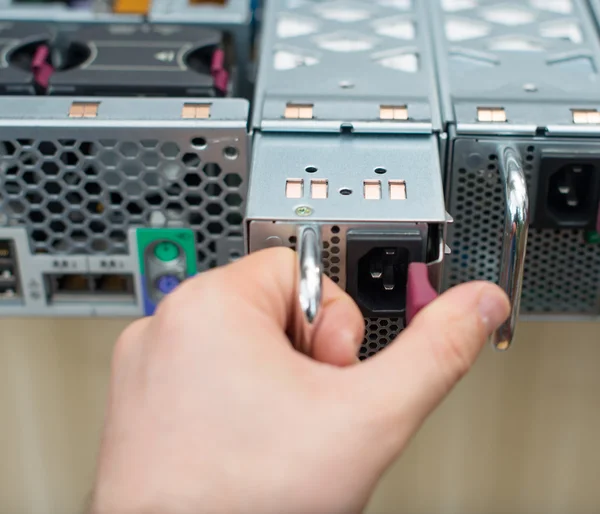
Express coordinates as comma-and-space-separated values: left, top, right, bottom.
285, 104, 314, 119
572, 109, 600, 124
69, 102, 100, 118
182, 103, 211, 119
477, 107, 506, 123
364, 180, 382, 200
311, 179, 328, 199
380, 105, 408, 121
389, 180, 407, 200
286, 179, 304, 198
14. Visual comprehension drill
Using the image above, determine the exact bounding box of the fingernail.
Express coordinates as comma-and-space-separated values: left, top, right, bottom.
478, 289, 509, 334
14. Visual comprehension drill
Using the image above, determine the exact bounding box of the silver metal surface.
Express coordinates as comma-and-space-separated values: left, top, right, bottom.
444, 138, 600, 317
252, 0, 441, 131
431, 0, 600, 128
0, 97, 249, 270
297, 225, 322, 325
493, 146, 529, 351
246, 133, 447, 224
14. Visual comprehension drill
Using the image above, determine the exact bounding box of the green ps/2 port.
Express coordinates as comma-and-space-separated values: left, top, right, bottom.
154, 241, 181, 262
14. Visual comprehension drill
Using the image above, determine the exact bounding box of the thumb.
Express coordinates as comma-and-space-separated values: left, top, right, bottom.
352, 281, 510, 434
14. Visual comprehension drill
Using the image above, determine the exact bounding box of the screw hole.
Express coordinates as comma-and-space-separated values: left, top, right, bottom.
339, 80, 354, 89
339, 188, 352, 196
305, 166, 318, 173
223, 146, 238, 160
374, 167, 387, 175
191, 137, 207, 149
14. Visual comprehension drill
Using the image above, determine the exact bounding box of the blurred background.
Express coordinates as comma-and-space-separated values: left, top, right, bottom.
1, 319, 599, 513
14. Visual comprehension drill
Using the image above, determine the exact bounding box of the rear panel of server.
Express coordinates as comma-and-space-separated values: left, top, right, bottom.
0, 12, 251, 316
432, 0, 600, 318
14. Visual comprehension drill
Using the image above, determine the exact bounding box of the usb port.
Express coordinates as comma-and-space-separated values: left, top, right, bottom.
0, 240, 20, 301
0, 240, 12, 259
0, 282, 18, 299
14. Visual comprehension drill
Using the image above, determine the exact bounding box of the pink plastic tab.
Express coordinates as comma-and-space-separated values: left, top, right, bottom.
210, 49, 229, 95
406, 262, 438, 325
31, 45, 53, 89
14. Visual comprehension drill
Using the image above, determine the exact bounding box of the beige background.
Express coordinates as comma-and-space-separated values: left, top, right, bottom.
1, 319, 599, 514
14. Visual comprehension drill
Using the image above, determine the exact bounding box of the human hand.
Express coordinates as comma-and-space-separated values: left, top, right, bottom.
91, 248, 509, 514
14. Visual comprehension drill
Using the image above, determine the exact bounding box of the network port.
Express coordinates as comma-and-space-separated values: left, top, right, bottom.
45, 273, 135, 304
93, 274, 135, 298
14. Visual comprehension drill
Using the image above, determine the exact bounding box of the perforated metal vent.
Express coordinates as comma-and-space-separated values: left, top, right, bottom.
0, 130, 247, 271
361, 317, 403, 359
446, 139, 600, 315
286, 224, 404, 357
322, 226, 342, 285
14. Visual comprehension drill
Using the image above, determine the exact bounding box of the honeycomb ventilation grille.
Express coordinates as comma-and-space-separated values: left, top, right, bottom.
361, 318, 403, 360
290, 225, 403, 357
446, 143, 600, 315
0, 136, 245, 270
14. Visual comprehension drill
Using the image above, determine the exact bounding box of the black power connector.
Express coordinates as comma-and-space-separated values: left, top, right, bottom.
345, 229, 426, 318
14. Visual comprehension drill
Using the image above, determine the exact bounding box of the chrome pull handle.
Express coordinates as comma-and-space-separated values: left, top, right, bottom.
297, 225, 323, 324
493, 146, 529, 351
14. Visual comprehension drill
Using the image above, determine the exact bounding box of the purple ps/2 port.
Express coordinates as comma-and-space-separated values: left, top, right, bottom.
156, 275, 181, 295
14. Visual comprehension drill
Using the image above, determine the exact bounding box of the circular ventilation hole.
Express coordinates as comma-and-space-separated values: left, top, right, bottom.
223, 146, 239, 160
192, 137, 207, 149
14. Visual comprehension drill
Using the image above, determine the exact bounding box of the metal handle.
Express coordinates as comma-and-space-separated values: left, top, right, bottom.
297, 225, 323, 324
493, 146, 529, 351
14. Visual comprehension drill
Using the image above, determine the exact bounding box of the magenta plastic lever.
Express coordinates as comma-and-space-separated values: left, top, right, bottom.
405, 262, 438, 325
